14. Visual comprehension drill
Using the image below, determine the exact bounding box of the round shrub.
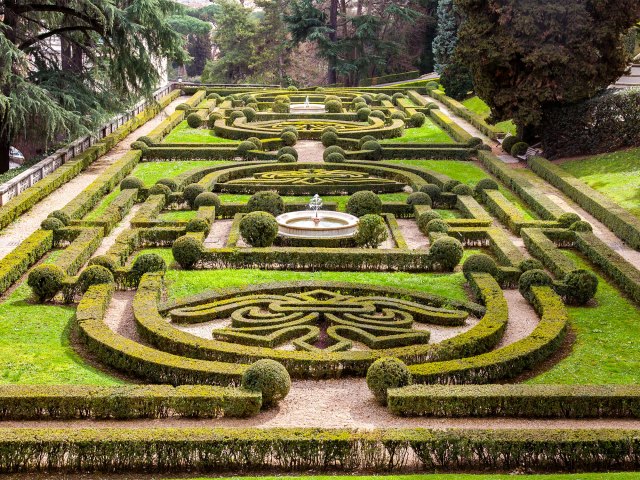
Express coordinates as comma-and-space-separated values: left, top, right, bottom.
366, 357, 412, 406
570, 220, 593, 232
242, 107, 257, 122
89, 255, 117, 273
136, 136, 153, 146
358, 135, 377, 149
354, 214, 388, 248
510, 142, 529, 157
370, 110, 386, 121
321, 126, 339, 136
131, 253, 166, 284
183, 184, 205, 208
406, 192, 432, 206
194, 192, 221, 209
420, 184, 442, 202
120, 176, 144, 191
247, 191, 284, 216
237, 140, 258, 159
501, 136, 521, 154
321, 131, 338, 147
356, 107, 371, 122
361, 140, 382, 160
239, 211, 279, 247
156, 178, 178, 192
280, 131, 297, 146
518, 258, 544, 273
429, 237, 463, 271
77, 265, 114, 294
325, 100, 343, 113
452, 184, 473, 196
323, 145, 345, 161
28, 264, 65, 302
186, 218, 210, 233
391, 111, 406, 121
172, 236, 203, 269
186, 113, 203, 128
148, 183, 171, 199
558, 212, 581, 228
409, 112, 426, 128
426, 218, 449, 233
207, 93, 222, 101
468, 137, 484, 148
130, 141, 148, 151
48, 210, 70, 226
277, 146, 298, 160
275, 95, 291, 104
417, 210, 441, 234
463, 254, 498, 280
175, 103, 190, 111
351, 96, 366, 107
229, 111, 245, 123
287, 85, 298, 91
325, 152, 345, 163
280, 126, 299, 138
353, 102, 367, 112
41, 217, 63, 231
272, 101, 289, 114
443, 179, 461, 192
392, 92, 406, 104
563, 269, 598, 305
316, 87, 325, 92
241, 359, 291, 408
346, 191, 382, 217
361, 94, 373, 104
247, 137, 263, 150
518, 269, 553, 300
278, 153, 297, 163
376, 93, 392, 102
207, 112, 223, 128
474, 178, 499, 194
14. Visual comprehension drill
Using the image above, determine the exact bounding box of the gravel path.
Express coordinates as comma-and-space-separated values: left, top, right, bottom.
396, 218, 429, 249
204, 219, 233, 248
295, 141, 324, 163
0, 96, 186, 260
103, 290, 140, 342
93, 205, 141, 257
498, 289, 539, 348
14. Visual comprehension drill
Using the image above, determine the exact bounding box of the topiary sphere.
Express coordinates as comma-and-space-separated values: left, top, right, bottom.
280, 126, 299, 138
426, 218, 449, 233
417, 210, 442, 234
277, 146, 298, 160
241, 359, 291, 408
409, 112, 426, 128
247, 191, 284, 216
361, 140, 382, 160
511, 142, 530, 157
468, 137, 484, 148
247, 137, 263, 150
361, 94, 373, 104
48, 210, 70, 226
194, 192, 221, 209
229, 111, 245, 124
392, 92, 406, 104
148, 183, 171, 199
207, 92, 222, 101
275, 95, 291, 104
406, 192, 432, 207
186, 218, 210, 233
420, 184, 442, 202
287, 85, 298, 91
120, 176, 144, 191
463, 254, 498, 280
237, 140, 258, 159
351, 96, 366, 106
89, 255, 117, 273
518, 269, 553, 300
370, 110, 386, 121
183, 184, 205, 208
558, 212, 581, 228
136, 136, 153, 146
452, 184, 474, 196
325, 100, 343, 113
443, 179, 461, 192
323, 145, 346, 161
208, 112, 223, 128
358, 135, 377, 149
346, 191, 383, 217
563, 269, 598, 305
41, 217, 64, 231
501, 136, 521, 154
172, 236, 203, 269
321, 131, 339, 147
376, 93, 392, 102
366, 357, 412, 406
570, 220, 593, 232
426, 81, 439, 89
429, 237, 464, 271
272, 101, 290, 113
356, 107, 371, 122
278, 153, 297, 163
325, 152, 346, 163
280, 131, 297, 146
321, 126, 339, 136
186, 113, 203, 128
239, 211, 279, 247
242, 107, 257, 122
28, 264, 65, 302
131, 253, 166, 284
391, 111, 407, 121
475, 178, 499, 194
77, 265, 114, 294
156, 178, 178, 192
130, 141, 148, 151
354, 214, 388, 248
518, 258, 544, 273
175, 103, 190, 111
353, 102, 367, 112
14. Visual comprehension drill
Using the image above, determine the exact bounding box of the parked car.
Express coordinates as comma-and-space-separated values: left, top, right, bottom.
9, 147, 24, 164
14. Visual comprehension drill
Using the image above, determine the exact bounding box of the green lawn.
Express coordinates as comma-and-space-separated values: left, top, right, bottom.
462, 96, 517, 136
159, 210, 197, 221
218, 193, 409, 212
559, 148, 640, 219
528, 250, 640, 384
183, 475, 640, 480
163, 121, 238, 144
83, 188, 121, 221
131, 161, 230, 186
381, 120, 454, 144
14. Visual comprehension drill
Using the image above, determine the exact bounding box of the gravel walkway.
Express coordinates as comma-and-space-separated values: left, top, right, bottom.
92, 204, 141, 257
204, 219, 233, 248
0, 96, 186, 260
295, 141, 324, 163
396, 218, 429, 249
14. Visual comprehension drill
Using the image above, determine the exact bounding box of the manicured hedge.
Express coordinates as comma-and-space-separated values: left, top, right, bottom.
428, 109, 473, 143
71, 189, 138, 234
0, 229, 53, 295
521, 228, 577, 278
388, 384, 640, 418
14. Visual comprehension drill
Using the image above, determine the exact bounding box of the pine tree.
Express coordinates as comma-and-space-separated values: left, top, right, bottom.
432, 0, 456, 75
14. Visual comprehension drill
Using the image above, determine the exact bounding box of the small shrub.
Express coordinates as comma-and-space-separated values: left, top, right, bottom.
406, 192, 432, 206
370, 110, 386, 120
278, 153, 297, 163
247, 191, 284, 216
417, 210, 442, 234
351, 96, 366, 106
325, 152, 345, 163
323, 145, 345, 161
361, 140, 382, 160
325, 100, 343, 113
570, 220, 593, 232
175, 103, 190, 111
562, 269, 598, 305
391, 111, 406, 121
242, 107, 257, 122
518, 258, 544, 273
131, 253, 166, 284
392, 92, 406, 104
237, 140, 258, 159
558, 212, 582, 228
194, 192, 221, 209
452, 184, 473, 196
239, 211, 279, 247
501, 136, 521, 154
426, 218, 449, 233
346, 191, 382, 217
443, 179, 461, 192
277, 146, 298, 160
148, 183, 171, 199
186, 218, 210, 233
463, 254, 498, 280
186, 113, 203, 128
156, 178, 178, 192
321, 131, 338, 147
241, 359, 291, 408
426, 81, 439, 89
420, 184, 442, 202
429, 237, 463, 271
376, 93, 392, 102
280, 126, 299, 138
207, 112, 223, 128
77, 265, 114, 294
183, 184, 205, 208
354, 214, 388, 248
287, 85, 298, 91
89, 255, 117, 273
247, 137, 263, 150
366, 357, 412, 406
272, 101, 289, 113
130, 141, 148, 151
229, 111, 245, 124
518, 269, 553, 300
172, 236, 203, 269
474, 178, 499, 194
468, 137, 484, 147
41, 217, 63, 231
511, 142, 529, 157
321, 126, 339, 136
120, 177, 144, 191
136, 136, 153, 146
28, 265, 65, 302
280, 131, 297, 146
356, 107, 371, 121
358, 135, 377, 149
409, 112, 426, 128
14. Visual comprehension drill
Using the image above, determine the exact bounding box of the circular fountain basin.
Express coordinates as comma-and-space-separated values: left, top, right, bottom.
276, 211, 359, 239
290, 104, 327, 114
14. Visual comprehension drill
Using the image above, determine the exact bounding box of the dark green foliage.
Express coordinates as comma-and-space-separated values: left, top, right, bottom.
391, 111, 407, 120
518, 269, 553, 300
27, 264, 65, 302
229, 111, 246, 124
49, 210, 71, 226
241, 359, 290, 408
280, 131, 297, 146
463, 253, 498, 280
89, 255, 118, 273
357, 108, 371, 122
40, 218, 64, 231
325, 100, 343, 113
194, 192, 221, 209
511, 142, 529, 157
148, 184, 171, 199
406, 192, 432, 207
426, 218, 449, 233
502, 136, 521, 154
321, 131, 338, 147
323, 145, 346, 161
77, 265, 114, 294
239, 212, 279, 248
429, 237, 463, 271
370, 110, 386, 121
392, 92, 406, 104
558, 212, 582, 228
238, 141, 258, 159
358, 136, 377, 150
474, 178, 499, 194
278, 154, 297, 163
570, 220, 593, 232
131, 254, 166, 284
130, 141, 148, 151
121, 177, 145, 191
183, 184, 206, 208
186, 219, 211, 233
172, 236, 203, 269
440, 62, 474, 100
562, 269, 598, 305
176, 103, 191, 111
187, 113, 203, 128
208, 112, 223, 128
322, 126, 339, 136
409, 112, 427, 128
443, 179, 461, 192
325, 152, 345, 163
417, 210, 442, 234
518, 258, 544, 273
247, 137, 263, 150
277, 147, 298, 160
366, 357, 412, 406
452, 184, 473, 196
281, 126, 298, 138
420, 184, 442, 202
361, 140, 382, 160
247, 191, 284, 216
157, 178, 178, 192
354, 214, 388, 248
242, 107, 257, 122
346, 191, 382, 217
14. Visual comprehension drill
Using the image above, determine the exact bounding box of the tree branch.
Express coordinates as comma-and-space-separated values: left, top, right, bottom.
18, 25, 97, 50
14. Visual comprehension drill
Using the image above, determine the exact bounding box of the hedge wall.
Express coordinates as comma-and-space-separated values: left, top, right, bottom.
0, 229, 53, 295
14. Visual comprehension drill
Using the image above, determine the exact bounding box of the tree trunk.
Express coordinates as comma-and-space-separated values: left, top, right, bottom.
0, 136, 12, 174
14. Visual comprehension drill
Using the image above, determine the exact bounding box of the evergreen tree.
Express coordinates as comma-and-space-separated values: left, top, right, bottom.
432, 0, 456, 75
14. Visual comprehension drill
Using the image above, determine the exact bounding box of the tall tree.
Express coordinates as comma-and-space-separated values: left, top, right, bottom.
455, 0, 640, 141
0, 0, 186, 172
168, 13, 212, 78
432, 0, 456, 75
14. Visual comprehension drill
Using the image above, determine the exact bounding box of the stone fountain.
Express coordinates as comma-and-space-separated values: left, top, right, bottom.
289, 96, 326, 114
